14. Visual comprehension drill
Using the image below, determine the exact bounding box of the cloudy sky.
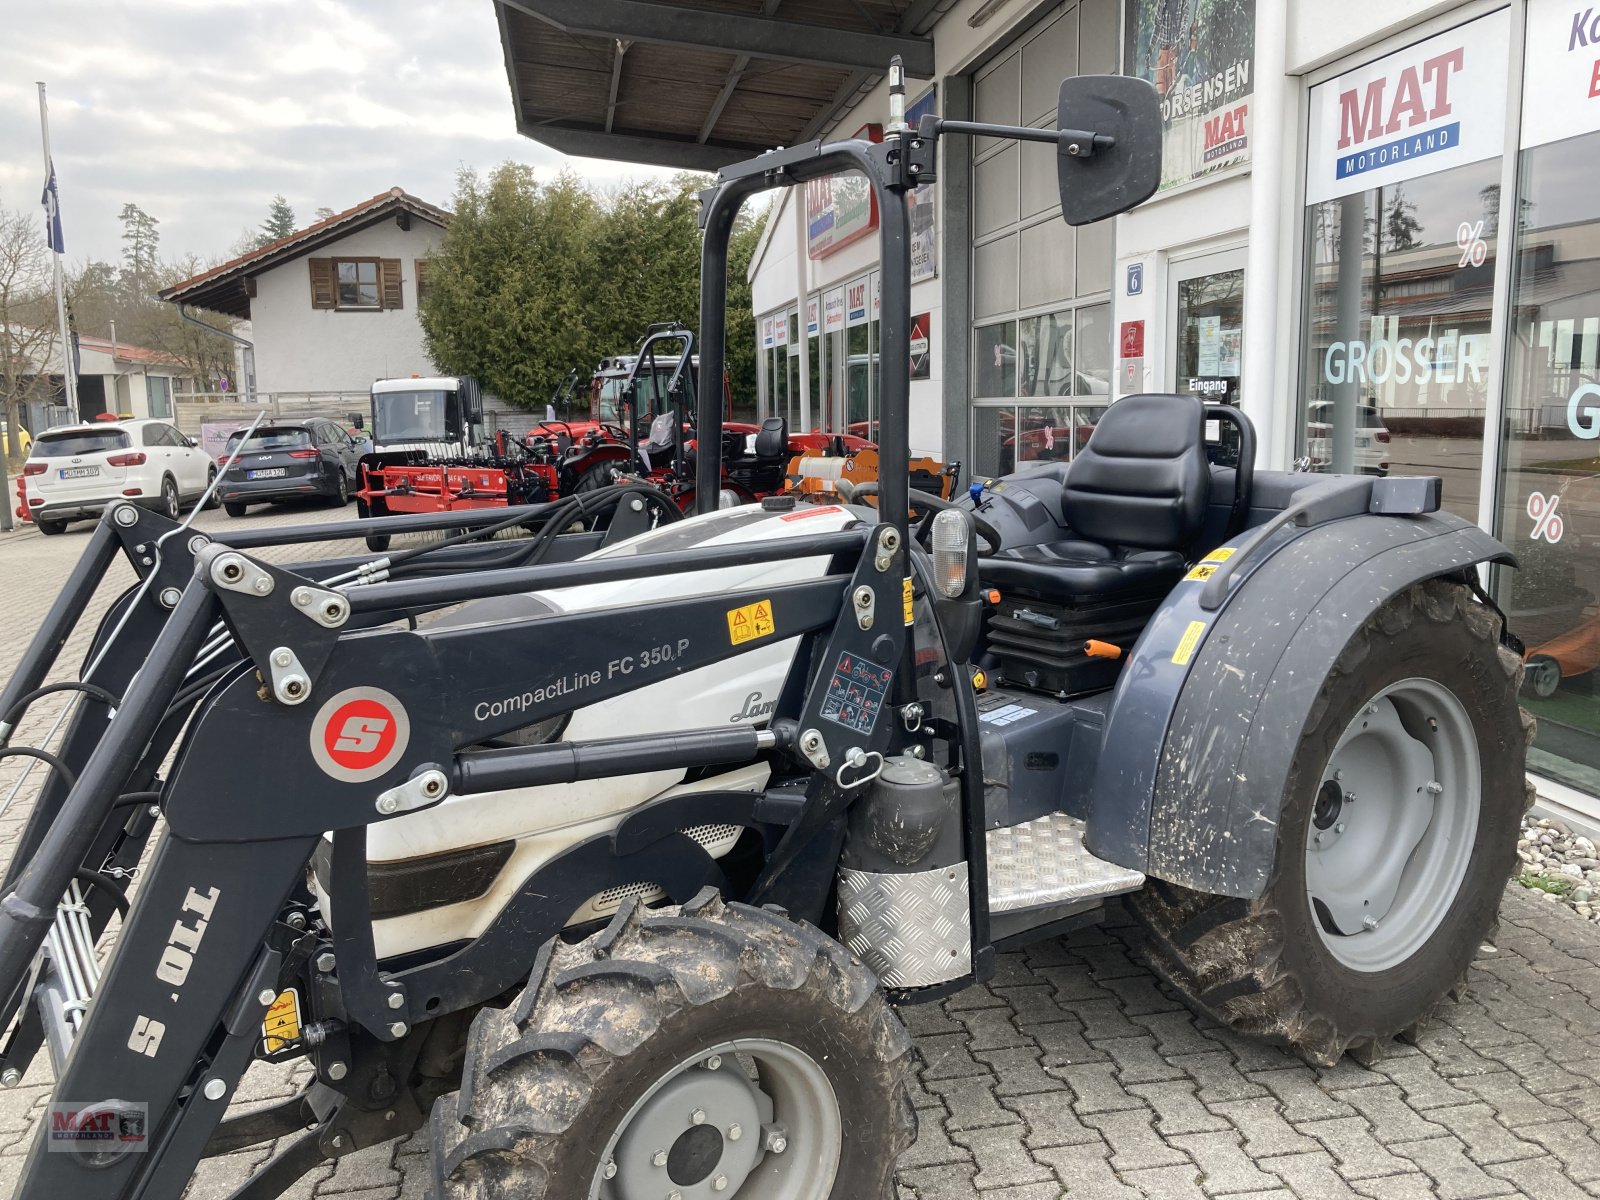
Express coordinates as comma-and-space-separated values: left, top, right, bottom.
0, 0, 675, 269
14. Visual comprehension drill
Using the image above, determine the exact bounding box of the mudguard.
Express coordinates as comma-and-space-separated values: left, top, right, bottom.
1084, 497, 1511, 899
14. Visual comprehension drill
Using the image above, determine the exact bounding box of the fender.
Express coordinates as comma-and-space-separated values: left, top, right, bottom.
1085, 500, 1511, 898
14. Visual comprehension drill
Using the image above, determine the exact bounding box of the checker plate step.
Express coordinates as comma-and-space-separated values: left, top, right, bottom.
986, 812, 1145, 913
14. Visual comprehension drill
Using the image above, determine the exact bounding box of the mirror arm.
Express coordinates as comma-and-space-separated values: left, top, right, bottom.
916, 114, 1115, 156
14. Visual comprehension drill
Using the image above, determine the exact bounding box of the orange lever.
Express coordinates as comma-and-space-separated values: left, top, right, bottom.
1084, 639, 1123, 660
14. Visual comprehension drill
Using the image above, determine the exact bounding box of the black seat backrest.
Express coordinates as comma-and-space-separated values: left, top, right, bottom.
755, 416, 788, 459
1062, 393, 1209, 551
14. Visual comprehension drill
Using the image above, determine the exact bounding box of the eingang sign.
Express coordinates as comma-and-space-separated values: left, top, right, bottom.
1305, 10, 1509, 205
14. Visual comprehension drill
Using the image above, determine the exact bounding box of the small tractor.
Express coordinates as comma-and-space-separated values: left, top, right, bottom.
0, 67, 1529, 1200
354, 374, 634, 552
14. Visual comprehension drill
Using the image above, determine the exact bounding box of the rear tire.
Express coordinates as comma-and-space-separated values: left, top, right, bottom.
202, 468, 221, 509
430, 889, 915, 1200
35, 517, 67, 536
158, 475, 179, 521
223, 502, 248, 518
1131, 579, 1532, 1066
365, 533, 392, 552
328, 468, 349, 506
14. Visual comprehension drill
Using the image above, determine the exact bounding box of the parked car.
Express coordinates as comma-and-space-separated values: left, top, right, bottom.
0, 421, 30, 459
20, 419, 217, 535
1305, 400, 1391, 476
218, 418, 360, 517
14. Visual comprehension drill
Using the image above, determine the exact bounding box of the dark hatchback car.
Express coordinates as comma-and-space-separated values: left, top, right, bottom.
219, 419, 361, 517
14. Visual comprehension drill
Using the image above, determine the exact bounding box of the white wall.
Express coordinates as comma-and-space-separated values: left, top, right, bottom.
250, 218, 443, 396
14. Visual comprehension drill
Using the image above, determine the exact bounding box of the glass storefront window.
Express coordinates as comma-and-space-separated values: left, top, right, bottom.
975, 321, 1017, 398
1020, 312, 1072, 397
1074, 303, 1111, 396
972, 403, 1107, 480
1297, 12, 1509, 522
1498, 126, 1600, 791
1300, 158, 1502, 518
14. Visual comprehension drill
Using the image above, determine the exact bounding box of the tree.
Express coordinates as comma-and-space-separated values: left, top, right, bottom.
0, 201, 59, 468
118, 203, 161, 300
1382, 188, 1423, 252
259, 194, 297, 246
313, 206, 337, 223
419, 164, 609, 404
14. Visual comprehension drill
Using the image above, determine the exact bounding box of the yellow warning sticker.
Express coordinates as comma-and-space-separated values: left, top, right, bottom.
1202, 546, 1237, 564
1185, 562, 1219, 582
1171, 620, 1207, 666
262, 988, 301, 1053
726, 598, 777, 645
903, 577, 915, 626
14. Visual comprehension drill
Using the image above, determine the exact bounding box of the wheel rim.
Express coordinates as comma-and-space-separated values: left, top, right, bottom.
337, 472, 348, 502
163, 480, 178, 518
592, 1038, 841, 1200
1305, 677, 1480, 973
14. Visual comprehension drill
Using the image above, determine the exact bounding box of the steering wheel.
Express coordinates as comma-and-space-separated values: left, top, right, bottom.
849, 482, 1003, 555
599, 423, 632, 445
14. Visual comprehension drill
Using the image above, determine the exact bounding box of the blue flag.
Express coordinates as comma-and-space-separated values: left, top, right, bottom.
41, 162, 64, 255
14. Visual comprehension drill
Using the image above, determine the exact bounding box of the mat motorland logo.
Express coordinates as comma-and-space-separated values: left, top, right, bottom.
48, 1101, 148, 1155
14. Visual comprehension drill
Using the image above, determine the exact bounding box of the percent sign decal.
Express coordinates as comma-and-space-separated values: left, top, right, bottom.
1527, 491, 1564, 544
1457, 221, 1488, 268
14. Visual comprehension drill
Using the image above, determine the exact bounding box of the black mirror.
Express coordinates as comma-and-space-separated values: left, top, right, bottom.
1057, 75, 1161, 226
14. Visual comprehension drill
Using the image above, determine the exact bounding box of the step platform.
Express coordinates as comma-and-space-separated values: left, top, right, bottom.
987, 812, 1145, 913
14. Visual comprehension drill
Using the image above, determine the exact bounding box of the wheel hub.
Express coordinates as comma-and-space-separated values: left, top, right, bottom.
1305, 679, 1480, 972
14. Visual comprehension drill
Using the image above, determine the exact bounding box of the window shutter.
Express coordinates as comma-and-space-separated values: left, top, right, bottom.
380, 259, 403, 310
308, 258, 335, 309
414, 259, 430, 304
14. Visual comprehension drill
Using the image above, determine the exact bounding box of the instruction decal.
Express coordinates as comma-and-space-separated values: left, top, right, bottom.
1171, 620, 1208, 666
262, 988, 301, 1053
726, 598, 777, 645
821, 652, 892, 734
903, 577, 915, 626
1201, 547, 1236, 564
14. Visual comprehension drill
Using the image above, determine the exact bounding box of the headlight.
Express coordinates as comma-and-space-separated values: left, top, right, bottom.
930, 508, 972, 599
718, 489, 741, 509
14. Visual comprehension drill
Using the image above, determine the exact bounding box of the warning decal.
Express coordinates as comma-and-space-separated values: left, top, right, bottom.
1171, 620, 1207, 666
726, 598, 777, 645
1201, 547, 1236, 564
1185, 563, 1219, 582
262, 988, 301, 1053
820, 652, 892, 734
903, 577, 915, 626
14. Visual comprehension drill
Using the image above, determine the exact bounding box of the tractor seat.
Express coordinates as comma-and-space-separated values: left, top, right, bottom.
753, 416, 788, 460
981, 393, 1210, 605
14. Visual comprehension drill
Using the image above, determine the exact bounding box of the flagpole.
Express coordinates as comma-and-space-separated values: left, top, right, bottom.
37, 82, 78, 423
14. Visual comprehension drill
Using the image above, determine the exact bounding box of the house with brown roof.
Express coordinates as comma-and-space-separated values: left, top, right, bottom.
159, 188, 450, 403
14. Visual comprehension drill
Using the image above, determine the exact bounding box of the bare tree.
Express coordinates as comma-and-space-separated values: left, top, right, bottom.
0, 202, 59, 469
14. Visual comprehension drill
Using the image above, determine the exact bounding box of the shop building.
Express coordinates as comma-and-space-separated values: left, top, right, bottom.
496, 0, 1600, 828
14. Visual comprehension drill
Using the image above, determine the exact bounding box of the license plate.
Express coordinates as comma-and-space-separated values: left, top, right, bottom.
261, 988, 300, 1053
1355, 437, 1370, 448
248, 468, 287, 479
58, 466, 99, 479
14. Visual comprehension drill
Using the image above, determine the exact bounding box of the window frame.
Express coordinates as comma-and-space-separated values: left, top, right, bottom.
332, 257, 382, 311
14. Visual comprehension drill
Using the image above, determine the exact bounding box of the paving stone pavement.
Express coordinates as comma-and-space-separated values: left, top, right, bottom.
0, 506, 1597, 1199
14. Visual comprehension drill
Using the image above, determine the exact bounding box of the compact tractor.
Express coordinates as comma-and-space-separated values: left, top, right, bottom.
354, 375, 636, 552
0, 67, 1528, 1200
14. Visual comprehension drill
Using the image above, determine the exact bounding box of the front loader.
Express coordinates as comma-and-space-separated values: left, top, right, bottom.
0, 67, 1527, 1200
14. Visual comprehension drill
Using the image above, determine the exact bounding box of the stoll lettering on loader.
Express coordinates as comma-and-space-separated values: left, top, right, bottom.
0, 65, 1528, 1200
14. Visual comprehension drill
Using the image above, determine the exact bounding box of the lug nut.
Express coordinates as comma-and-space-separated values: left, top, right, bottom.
705, 1054, 722, 1070
728, 1123, 742, 1141
1363, 916, 1379, 931
603, 1160, 617, 1179
1335, 823, 1346, 834
713, 1175, 729, 1191
690, 1108, 706, 1125
1426, 780, 1443, 795
652, 1149, 668, 1167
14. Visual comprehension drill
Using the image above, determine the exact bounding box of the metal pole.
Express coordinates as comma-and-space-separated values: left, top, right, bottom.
37, 83, 78, 424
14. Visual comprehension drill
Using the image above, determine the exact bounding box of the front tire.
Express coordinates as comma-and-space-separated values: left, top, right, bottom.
157, 475, 179, 521
431, 890, 915, 1200
1132, 579, 1531, 1065
328, 468, 349, 506
202, 468, 221, 509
